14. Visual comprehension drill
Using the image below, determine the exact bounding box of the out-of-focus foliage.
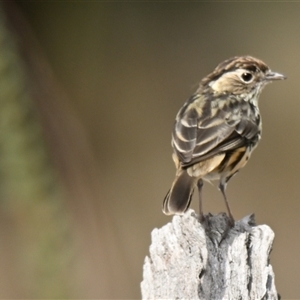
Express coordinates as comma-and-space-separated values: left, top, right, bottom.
0, 5, 74, 299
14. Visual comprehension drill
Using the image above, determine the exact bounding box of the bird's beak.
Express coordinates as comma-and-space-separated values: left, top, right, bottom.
266, 71, 287, 81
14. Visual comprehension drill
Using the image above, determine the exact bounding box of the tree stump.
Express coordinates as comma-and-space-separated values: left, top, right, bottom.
141, 209, 279, 300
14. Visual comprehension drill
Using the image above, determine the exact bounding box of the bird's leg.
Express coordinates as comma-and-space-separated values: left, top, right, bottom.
197, 179, 205, 223
219, 181, 235, 228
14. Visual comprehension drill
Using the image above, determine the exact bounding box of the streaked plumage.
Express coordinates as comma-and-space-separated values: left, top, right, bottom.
163, 56, 286, 226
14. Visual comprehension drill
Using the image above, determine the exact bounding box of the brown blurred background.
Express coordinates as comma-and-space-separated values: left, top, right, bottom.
0, 2, 298, 299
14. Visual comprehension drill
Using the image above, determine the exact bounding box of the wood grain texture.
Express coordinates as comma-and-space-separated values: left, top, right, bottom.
141, 210, 278, 300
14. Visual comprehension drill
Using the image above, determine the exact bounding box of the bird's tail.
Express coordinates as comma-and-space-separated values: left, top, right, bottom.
162, 169, 197, 215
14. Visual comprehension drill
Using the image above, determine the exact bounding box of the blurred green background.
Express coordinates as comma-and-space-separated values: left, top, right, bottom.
0, 2, 298, 298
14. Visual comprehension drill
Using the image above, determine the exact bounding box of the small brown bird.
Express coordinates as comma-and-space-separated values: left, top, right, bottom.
163, 56, 286, 226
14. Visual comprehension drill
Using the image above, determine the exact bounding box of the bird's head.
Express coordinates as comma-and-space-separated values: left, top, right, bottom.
200, 56, 286, 99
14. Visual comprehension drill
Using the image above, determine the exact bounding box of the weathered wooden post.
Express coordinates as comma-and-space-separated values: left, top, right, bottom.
141, 209, 279, 300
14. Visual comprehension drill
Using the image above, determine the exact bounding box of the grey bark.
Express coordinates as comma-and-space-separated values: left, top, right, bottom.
141, 209, 279, 300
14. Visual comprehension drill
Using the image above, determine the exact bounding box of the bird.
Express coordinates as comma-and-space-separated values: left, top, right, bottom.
163, 56, 286, 227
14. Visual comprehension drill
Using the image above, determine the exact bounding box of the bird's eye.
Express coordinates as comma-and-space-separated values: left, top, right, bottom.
241, 72, 253, 82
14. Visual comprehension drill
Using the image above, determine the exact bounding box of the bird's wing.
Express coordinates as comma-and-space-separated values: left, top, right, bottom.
172, 93, 260, 168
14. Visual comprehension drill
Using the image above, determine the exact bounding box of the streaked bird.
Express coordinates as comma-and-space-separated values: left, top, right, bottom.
163, 56, 286, 226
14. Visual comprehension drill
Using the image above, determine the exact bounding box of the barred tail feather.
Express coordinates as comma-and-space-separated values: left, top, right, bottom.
163, 170, 197, 215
